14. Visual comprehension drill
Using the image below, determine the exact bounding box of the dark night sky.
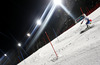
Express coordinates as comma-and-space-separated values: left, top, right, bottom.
0, 0, 50, 57
0, 0, 100, 61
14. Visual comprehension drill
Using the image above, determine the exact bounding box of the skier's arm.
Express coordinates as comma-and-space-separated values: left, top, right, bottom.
81, 21, 83, 24
81, 19, 84, 24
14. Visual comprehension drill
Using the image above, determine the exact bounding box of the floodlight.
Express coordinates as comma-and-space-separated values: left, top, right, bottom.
53, 0, 62, 6
37, 19, 42, 26
4, 54, 7, 57
27, 33, 31, 37
18, 43, 21, 47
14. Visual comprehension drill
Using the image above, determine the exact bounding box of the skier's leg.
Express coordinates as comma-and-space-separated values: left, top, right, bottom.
86, 24, 90, 29
86, 24, 88, 28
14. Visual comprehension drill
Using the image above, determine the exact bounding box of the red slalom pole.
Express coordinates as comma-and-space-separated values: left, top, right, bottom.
18, 58, 20, 63
80, 7, 84, 14
45, 32, 58, 58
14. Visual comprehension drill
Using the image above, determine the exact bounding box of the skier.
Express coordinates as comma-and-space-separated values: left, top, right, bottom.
81, 14, 92, 29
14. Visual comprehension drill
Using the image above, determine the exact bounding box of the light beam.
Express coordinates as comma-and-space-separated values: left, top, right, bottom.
27, 4, 56, 51
60, 4, 75, 20
23, 1, 52, 46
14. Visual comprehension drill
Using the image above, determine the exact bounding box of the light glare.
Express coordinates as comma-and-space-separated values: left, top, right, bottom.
60, 4, 75, 20
4, 54, 7, 57
18, 43, 21, 47
53, 0, 62, 6
27, 33, 31, 37
37, 20, 42, 25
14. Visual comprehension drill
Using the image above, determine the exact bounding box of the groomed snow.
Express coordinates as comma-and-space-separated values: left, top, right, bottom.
18, 7, 100, 65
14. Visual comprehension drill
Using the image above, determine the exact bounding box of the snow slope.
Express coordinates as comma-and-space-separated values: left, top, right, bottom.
18, 7, 100, 65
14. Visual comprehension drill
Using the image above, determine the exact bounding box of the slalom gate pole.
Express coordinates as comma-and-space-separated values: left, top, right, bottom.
20, 50, 26, 64
18, 56, 21, 62
52, 28, 59, 42
80, 7, 84, 14
45, 32, 58, 58
20, 50, 24, 60
87, 7, 91, 14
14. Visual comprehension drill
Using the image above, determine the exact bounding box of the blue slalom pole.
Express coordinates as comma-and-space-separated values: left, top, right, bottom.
52, 28, 57, 37
21, 47, 28, 56
20, 50, 24, 60
18, 56, 21, 62
52, 28, 59, 42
